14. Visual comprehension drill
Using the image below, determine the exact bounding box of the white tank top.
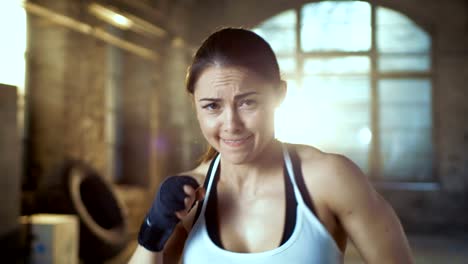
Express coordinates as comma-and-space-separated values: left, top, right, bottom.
182, 144, 343, 263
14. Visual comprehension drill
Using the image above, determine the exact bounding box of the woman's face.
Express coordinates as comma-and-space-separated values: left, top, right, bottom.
193, 65, 283, 164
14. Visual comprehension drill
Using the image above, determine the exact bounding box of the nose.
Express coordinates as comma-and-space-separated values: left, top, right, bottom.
222, 107, 243, 133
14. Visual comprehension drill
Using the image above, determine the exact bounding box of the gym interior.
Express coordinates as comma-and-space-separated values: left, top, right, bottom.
1, 0, 467, 263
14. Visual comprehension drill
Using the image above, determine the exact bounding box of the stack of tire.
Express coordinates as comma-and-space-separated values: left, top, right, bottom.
36, 160, 128, 263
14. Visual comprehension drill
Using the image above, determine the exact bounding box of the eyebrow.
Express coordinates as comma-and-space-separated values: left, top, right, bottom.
198, 91, 259, 102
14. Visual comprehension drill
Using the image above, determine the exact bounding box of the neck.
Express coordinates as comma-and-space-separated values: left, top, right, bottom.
218, 139, 283, 195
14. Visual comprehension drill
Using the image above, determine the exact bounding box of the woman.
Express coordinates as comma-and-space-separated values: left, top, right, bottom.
129, 28, 413, 263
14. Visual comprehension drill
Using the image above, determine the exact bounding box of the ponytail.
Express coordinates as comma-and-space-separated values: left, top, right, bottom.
199, 146, 218, 163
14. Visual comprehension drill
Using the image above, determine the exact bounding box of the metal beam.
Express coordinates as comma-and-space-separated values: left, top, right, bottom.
23, 2, 160, 61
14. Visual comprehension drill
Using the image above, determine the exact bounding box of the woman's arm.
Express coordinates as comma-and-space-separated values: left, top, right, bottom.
127, 172, 205, 264
128, 222, 188, 264
128, 244, 162, 264
324, 154, 413, 263
127, 162, 209, 264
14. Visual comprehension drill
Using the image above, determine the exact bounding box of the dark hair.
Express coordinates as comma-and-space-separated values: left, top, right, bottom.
185, 27, 282, 163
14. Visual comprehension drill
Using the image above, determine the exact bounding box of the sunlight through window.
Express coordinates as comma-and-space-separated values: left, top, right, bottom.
0, 1, 27, 94
255, 1, 433, 180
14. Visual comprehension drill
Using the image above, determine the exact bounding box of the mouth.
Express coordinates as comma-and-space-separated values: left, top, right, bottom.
221, 135, 253, 147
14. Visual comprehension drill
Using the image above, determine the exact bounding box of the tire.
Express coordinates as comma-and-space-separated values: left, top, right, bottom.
36, 160, 128, 262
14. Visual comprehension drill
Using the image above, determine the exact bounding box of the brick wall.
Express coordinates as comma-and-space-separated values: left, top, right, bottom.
24, 0, 201, 244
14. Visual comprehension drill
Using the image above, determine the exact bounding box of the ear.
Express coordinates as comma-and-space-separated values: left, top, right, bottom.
275, 80, 287, 107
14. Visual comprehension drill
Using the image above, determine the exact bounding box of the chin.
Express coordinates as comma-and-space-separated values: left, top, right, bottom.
224, 156, 251, 165
219, 150, 254, 164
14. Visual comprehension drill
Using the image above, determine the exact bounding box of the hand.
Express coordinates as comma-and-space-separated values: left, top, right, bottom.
138, 175, 205, 252
174, 182, 206, 220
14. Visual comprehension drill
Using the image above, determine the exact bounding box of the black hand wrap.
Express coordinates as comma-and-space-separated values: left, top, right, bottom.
138, 175, 199, 252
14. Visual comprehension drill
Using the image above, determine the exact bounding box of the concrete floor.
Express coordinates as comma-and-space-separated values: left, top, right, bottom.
107, 234, 468, 264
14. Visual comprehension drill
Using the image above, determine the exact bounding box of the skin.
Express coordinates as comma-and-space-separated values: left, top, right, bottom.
129, 65, 413, 264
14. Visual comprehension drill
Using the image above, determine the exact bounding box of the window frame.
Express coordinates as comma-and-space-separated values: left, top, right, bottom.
255, 2, 436, 183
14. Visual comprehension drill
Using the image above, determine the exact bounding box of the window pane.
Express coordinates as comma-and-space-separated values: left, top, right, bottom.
276, 93, 370, 143
255, 8, 296, 28
315, 125, 370, 173
378, 79, 432, 180
331, 106, 370, 127
379, 79, 431, 104
253, 10, 296, 54
380, 106, 431, 128
277, 56, 297, 75
381, 129, 432, 155
284, 79, 298, 91
379, 54, 431, 72
377, 7, 431, 53
303, 76, 370, 104
301, 1, 371, 52
346, 150, 370, 174
304, 56, 370, 74
275, 75, 370, 172
381, 130, 432, 180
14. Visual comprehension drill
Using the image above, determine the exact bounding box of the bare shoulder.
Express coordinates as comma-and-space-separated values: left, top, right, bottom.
294, 143, 369, 185
291, 144, 412, 262
176, 160, 211, 185
292, 143, 378, 206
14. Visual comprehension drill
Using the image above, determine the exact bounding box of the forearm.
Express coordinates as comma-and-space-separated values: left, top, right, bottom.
130, 175, 197, 264
128, 245, 163, 264
129, 223, 188, 264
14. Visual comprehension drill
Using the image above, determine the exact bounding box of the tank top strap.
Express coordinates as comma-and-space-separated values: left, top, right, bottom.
200, 154, 221, 213
282, 143, 307, 207
192, 154, 221, 228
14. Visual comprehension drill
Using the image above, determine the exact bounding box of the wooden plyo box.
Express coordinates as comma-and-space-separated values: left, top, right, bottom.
20, 214, 79, 264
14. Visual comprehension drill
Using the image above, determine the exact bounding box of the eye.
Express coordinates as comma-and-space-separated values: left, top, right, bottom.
239, 99, 257, 108
201, 102, 220, 111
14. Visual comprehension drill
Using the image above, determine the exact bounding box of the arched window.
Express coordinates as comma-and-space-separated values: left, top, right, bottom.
253, 1, 433, 182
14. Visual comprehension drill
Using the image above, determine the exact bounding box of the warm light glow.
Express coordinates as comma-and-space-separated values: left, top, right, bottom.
0, 0, 27, 94
171, 37, 185, 48
88, 3, 133, 29
111, 13, 132, 28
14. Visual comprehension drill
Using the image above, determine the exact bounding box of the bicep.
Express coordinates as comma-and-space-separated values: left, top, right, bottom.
341, 193, 412, 263
328, 156, 413, 263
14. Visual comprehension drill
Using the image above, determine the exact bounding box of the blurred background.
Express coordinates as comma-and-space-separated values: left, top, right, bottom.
1, 0, 467, 263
